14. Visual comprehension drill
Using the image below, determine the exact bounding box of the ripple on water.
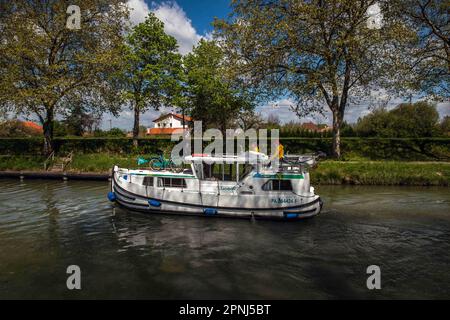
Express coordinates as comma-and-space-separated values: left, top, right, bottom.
0, 179, 449, 299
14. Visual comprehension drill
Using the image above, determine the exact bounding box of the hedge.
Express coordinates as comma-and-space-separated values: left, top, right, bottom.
0, 137, 449, 161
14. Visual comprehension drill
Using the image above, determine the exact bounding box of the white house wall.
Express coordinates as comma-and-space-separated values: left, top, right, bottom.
155, 116, 187, 129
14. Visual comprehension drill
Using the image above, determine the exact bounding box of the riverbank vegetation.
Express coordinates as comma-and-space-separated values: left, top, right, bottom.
313, 161, 450, 186
0, 154, 449, 186
1, 1, 448, 159
1, 136, 449, 161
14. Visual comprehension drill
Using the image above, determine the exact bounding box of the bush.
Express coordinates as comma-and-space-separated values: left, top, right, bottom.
355, 102, 441, 138
0, 137, 449, 161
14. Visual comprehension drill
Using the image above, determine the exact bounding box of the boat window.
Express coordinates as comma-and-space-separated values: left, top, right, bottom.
158, 177, 187, 188
202, 163, 215, 180
194, 162, 248, 182
262, 179, 293, 191
142, 176, 154, 186
211, 163, 233, 181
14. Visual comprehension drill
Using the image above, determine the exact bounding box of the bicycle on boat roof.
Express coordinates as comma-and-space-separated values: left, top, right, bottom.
137, 149, 184, 172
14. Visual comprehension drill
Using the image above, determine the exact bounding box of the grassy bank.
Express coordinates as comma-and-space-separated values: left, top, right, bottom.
312, 161, 450, 186
0, 154, 449, 186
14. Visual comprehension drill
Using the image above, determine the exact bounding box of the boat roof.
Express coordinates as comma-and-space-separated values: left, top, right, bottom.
184, 151, 269, 164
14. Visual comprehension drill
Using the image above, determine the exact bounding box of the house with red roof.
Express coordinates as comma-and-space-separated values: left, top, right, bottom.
146, 113, 192, 136
300, 122, 332, 132
301, 122, 319, 132
22, 121, 43, 134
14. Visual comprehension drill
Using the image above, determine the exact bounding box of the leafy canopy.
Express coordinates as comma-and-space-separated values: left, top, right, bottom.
183, 39, 255, 132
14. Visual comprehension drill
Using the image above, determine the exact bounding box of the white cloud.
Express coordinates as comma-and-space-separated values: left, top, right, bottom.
127, 0, 204, 55
256, 98, 330, 125
152, 2, 202, 55
255, 90, 450, 126
127, 0, 151, 25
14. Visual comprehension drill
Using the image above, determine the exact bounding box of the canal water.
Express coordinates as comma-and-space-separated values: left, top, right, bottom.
0, 179, 449, 299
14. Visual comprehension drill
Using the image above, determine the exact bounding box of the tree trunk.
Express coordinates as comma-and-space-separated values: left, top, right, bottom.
133, 104, 140, 147
331, 109, 342, 159
43, 110, 54, 156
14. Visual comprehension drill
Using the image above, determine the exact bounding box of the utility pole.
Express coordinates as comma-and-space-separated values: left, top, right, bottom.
109, 119, 112, 130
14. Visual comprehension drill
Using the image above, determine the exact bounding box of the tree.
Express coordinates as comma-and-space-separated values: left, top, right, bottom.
183, 39, 255, 134
93, 127, 126, 137
63, 106, 101, 136
0, 0, 127, 154
214, 0, 414, 157
265, 114, 281, 130
235, 109, 265, 130
355, 107, 393, 137
355, 101, 440, 137
389, 102, 440, 137
118, 13, 182, 146
397, 0, 449, 98
62, 93, 103, 136
441, 116, 450, 136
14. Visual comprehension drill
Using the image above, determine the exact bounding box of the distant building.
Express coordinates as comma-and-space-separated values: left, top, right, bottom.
22, 121, 43, 134
318, 124, 332, 133
147, 113, 192, 136
300, 122, 332, 132
301, 121, 319, 132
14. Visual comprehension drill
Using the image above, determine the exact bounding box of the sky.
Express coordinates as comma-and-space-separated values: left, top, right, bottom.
99, 0, 449, 131
12, 0, 448, 129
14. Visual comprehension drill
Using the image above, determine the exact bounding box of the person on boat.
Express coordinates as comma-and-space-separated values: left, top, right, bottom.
271, 139, 284, 161
268, 139, 284, 169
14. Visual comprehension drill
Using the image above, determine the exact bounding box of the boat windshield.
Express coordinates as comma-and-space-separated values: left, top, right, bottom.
192, 161, 254, 182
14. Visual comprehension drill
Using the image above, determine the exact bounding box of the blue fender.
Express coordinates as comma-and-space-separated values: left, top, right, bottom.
203, 208, 217, 216
148, 199, 161, 207
107, 191, 116, 202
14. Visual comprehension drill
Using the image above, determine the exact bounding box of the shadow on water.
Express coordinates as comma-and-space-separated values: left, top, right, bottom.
0, 179, 449, 299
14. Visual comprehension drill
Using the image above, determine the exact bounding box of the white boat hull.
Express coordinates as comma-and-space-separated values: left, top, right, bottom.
110, 170, 322, 220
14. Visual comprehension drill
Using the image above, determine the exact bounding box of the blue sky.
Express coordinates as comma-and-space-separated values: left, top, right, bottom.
164, 0, 230, 34
13, 0, 446, 130
12, 0, 448, 130
99, 0, 447, 131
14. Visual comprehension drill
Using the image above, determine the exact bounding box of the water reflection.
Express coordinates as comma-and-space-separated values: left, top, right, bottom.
0, 179, 449, 299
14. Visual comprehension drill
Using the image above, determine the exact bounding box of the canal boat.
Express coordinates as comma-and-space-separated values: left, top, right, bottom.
108, 152, 323, 220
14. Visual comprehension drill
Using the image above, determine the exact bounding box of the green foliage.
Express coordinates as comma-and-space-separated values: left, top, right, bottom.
396, 0, 449, 98
214, 0, 415, 157
0, 155, 46, 171
53, 121, 69, 137
1, 137, 448, 161
118, 13, 183, 139
62, 101, 102, 136
355, 102, 441, 138
441, 116, 450, 136
183, 39, 255, 132
312, 161, 450, 186
93, 128, 126, 138
0, 0, 128, 153
1, 153, 448, 186
70, 154, 137, 172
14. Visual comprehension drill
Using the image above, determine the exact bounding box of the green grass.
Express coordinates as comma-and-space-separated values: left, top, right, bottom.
1, 154, 449, 186
0, 155, 46, 171
312, 161, 450, 186
70, 153, 138, 172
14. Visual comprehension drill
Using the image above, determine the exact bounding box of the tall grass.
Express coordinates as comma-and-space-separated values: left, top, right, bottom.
312, 161, 450, 186
0, 154, 449, 186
